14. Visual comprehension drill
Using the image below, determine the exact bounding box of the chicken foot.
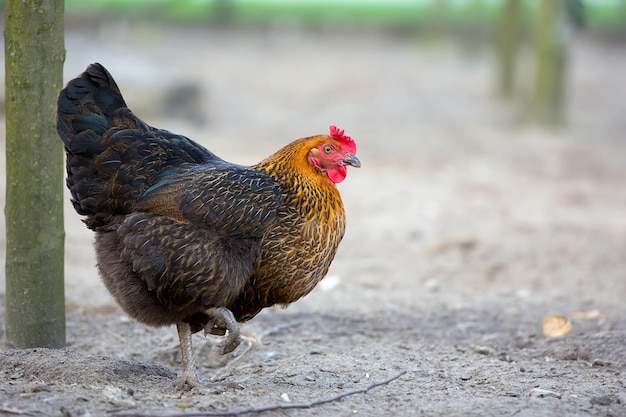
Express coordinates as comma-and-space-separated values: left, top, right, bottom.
176, 307, 242, 389
203, 306, 241, 354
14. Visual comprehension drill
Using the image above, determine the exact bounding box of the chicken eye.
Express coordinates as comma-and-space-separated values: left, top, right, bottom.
323, 145, 333, 154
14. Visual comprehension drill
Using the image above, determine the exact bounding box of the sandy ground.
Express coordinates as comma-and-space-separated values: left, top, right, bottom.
1, 23, 626, 416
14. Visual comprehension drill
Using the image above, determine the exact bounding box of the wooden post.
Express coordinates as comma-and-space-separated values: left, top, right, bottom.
531, 0, 569, 125
4, 0, 66, 348
496, 0, 520, 98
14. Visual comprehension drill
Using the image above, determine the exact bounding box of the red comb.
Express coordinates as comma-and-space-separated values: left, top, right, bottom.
329, 125, 356, 154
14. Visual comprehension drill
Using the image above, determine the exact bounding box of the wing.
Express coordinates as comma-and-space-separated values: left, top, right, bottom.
115, 163, 283, 313
64, 123, 223, 230
136, 161, 283, 239
113, 212, 260, 312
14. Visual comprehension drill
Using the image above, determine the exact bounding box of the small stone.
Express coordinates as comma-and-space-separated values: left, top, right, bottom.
530, 388, 561, 399
473, 346, 495, 356
280, 393, 291, 402
101, 385, 136, 407
30, 383, 52, 393
590, 395, 619, 406
318, 275, 341, 291
498, 352, 513, 362
424, 279, 440, 292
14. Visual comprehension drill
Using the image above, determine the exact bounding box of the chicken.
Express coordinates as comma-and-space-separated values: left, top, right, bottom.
56, 63, 360, 388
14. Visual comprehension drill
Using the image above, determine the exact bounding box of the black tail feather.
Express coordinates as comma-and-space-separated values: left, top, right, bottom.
56, 63, 215, 229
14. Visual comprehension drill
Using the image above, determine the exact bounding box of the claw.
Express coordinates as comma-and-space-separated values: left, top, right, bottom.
203, 307, 241, 355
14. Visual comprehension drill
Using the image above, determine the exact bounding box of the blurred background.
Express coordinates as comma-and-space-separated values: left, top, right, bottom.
1, 0, 626, 315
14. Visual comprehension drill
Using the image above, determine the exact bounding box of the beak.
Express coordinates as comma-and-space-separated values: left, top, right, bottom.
342, 154, 361, 168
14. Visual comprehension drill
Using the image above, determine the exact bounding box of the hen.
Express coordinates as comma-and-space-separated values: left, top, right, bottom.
56, 63, 360, 388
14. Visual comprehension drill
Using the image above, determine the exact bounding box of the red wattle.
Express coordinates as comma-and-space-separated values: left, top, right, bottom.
327, 165, 347, 183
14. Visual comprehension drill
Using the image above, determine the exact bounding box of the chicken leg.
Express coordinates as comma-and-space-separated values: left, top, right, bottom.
176, 307, 242, 389
177, 322, 202, 388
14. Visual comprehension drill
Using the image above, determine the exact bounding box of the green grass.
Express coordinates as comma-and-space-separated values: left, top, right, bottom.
65, 0, 440, 26
64, 0, 626, 31
585, 1, 626, 30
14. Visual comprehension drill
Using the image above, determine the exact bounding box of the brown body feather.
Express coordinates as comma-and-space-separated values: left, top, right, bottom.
234, 143, 346, 320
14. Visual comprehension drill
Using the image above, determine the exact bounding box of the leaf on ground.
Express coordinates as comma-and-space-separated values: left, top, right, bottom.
542, 316, 572, 338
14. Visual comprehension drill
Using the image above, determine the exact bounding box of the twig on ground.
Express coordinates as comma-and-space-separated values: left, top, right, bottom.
104, 327, 127, 343
0, 406, 34, 416
114, 369, 406, 417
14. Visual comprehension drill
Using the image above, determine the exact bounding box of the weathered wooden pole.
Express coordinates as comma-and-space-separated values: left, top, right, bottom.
5, 0, 66, 348
496, 0, 521, 98
531, 0, 569, 125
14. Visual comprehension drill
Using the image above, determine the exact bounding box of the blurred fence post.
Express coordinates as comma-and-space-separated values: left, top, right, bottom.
4, 0, 66, 348
496, 0, 520, 98
531, 0, 569, 125
212, 0, 235, 26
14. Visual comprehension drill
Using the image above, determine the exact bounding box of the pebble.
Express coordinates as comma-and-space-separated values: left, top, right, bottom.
590, 394, 619, 406
30, 383, 52, 393
530, 388, 561, 399
473, 346, 495, 356
101, 385, 136, 407
424, 279, 440, 292
318, 274, 341, 291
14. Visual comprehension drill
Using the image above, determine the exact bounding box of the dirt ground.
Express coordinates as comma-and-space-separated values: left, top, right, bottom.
1, 23, 626, 417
